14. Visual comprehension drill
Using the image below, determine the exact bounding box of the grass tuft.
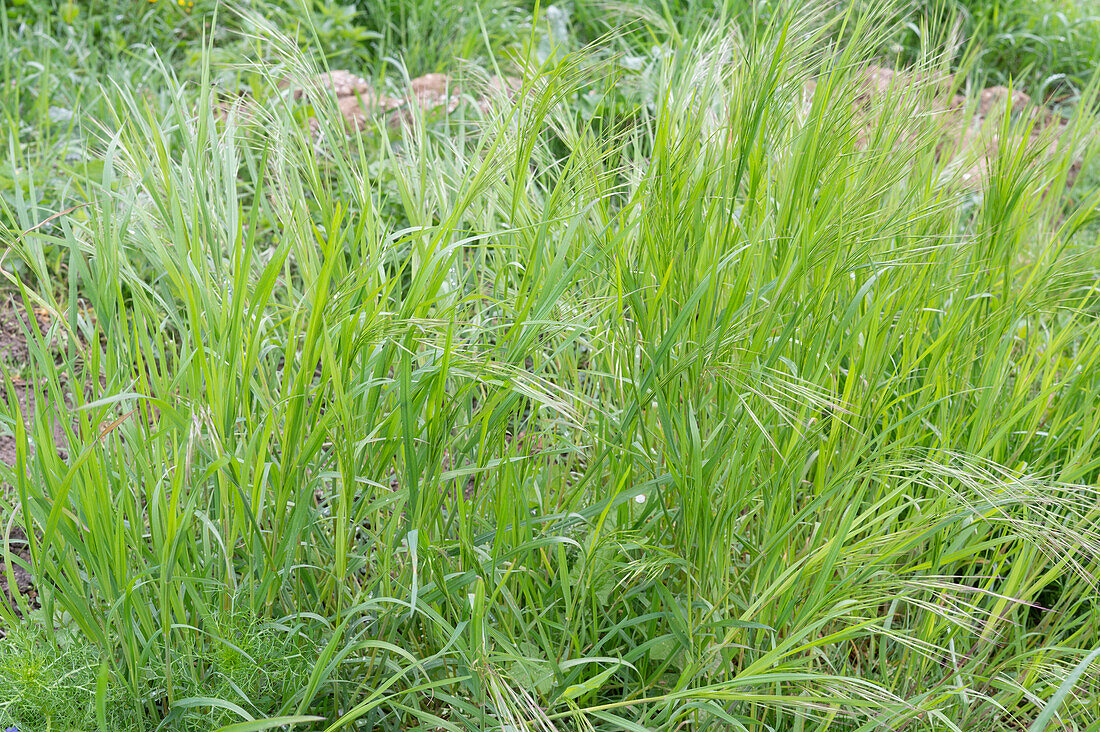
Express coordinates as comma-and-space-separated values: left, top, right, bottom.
0, 0, 1099, 729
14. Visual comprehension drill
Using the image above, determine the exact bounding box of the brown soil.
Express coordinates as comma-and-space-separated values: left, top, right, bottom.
0, 526, 38, 620
0, 382, 30, 468
0, 295, 53, 619
0, 296, 37, 366
0, 297, 48, 467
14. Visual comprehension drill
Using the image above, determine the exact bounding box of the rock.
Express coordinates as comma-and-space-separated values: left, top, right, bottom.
335, 89, 402, 131
276, 70, 401, 132
387, 73, 462, 128
478, 75, 526, 114
279, 69, 373, 101
409, 73, 455, 108
803, 65, 1077, 191
222, 69, 535, 136
283, 70, 535, 132
978, 86, 1031, 116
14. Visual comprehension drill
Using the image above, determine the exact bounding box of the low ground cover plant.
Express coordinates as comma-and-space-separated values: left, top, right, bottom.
0, 0, 1099, 730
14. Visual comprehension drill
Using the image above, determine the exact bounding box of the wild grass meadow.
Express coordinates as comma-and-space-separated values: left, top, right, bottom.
1, 0, 1100, 729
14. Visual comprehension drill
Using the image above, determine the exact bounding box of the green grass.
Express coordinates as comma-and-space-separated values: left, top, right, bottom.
1, 0, 1099, 729
905, 0, 1100, 96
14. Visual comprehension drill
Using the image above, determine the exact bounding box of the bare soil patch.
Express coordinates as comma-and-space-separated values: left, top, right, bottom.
0, 295, 66, 462
0, 296, 38, 366
0, 295, 56, 620
0, 526, 38, 620
0, 296, 50, 467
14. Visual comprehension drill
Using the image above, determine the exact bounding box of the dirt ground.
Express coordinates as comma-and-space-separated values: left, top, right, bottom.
0, 295, 45, 619
0, 298, 36, 467
0, 526, 37, 619
0, 297, 56, 466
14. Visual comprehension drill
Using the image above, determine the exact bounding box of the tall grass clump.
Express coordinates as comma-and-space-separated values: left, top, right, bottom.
0, 1, 1099, 729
